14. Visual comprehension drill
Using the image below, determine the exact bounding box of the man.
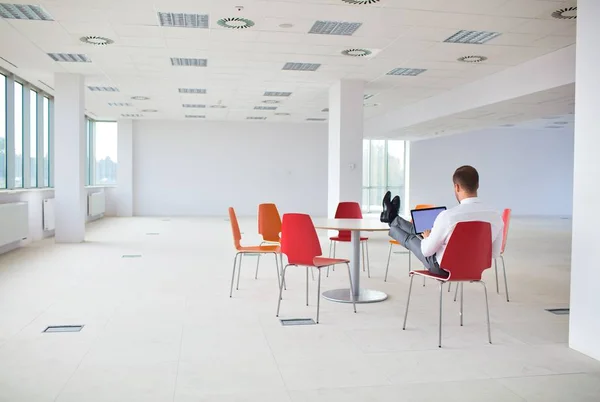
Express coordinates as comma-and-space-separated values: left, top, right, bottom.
380, 165, 504, 277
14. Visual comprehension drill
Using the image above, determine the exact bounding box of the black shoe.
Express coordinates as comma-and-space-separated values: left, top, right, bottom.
392, 195, 400, 217
381, 192, 399, 223
380, 191, 392, 222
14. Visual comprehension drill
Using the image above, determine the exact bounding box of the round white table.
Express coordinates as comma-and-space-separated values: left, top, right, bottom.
314, 219, 391, 303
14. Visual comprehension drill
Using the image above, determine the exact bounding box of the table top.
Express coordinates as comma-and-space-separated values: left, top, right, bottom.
313, 218, 390, 232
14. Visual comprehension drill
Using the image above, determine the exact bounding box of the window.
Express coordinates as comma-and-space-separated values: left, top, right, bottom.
362, 140, 407, 213
43, 96, 49, 187
94, 121, 117, 185
29, 89, 37, 187
0, 74, 5, 189
14, 81, 23, 188
85, 119, 92, 186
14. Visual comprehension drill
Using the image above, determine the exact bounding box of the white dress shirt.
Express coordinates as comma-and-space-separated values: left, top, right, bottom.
421, 197, 504, 265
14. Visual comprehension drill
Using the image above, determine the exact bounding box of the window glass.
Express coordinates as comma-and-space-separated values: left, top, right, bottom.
43, 97, 49, 187
0, 75, 5, 189
14, 81, 23, 188
30, 89, 37, 187
94, 121, 117, 185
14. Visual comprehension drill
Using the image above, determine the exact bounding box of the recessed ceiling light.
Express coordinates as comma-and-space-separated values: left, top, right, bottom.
552, 6, 576, 20
185, 115, 205, 118
262, 100, 280, 104
141, 109, 158, 113
131, 96, 150, 100
108, 102, 132, 107
48, 53, 91, 63
387, 68, 427, 76
322, 108, 329, 112
80, 36, 113, 46
0, 3, 53, 20
307, 118, 327, 121
554, 121, 569, 125
444, 30, 501, 44
217, 17, 255, 29
364, 103, 379, 107
264, 91, 292, 97
500, 123, 515, 127
542, 116, 561, 119
279, 23, 294, 28
546, 125, 563, 129
457, 55, 488, 63
158, 12, 209, 28
178, 88, 207, 94
340, 0, 381, 4
275, 112, 290, 116
170, 57, 207, 67
88, 86, 119, 92
182, 104, 206, 108
209, 105, 227, 109
341, 48, 372, 57
309, 20, 362, 36
254, 106, 277, 110
121, 113, 143, 118
247, 116, 267, 120
282, 62, 321, 71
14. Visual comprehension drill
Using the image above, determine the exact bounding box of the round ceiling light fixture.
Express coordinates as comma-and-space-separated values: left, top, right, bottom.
210, 105, 227, 109
341, 0, 381, 4
80, 36, 114, 46
341, 48, 372, 57
552, 6, 577, 20
275, 112, 290, 116
457, 55, 488, 63
141, 109, 158, 113
217, 17, 255, 29
131, 96, 150, 101
364, 103, 380, 108
279, 23, 294, 29
262, 100, 281, 104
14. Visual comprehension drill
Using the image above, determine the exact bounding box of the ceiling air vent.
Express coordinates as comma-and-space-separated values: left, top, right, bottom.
179, 88, 206, 94
307, 118, 327, 121
322, 108, 329, 112
341, 48, 372, 57
282, 62, 321, 71
457, 55, 488, 63
121, 113, 143, 118
0, 3, 53, 20
186, 115, 205, 118
254, 106, 277, 110
264, 91, 292, 97
309, 20, 362, 36
217, 17, 255, 29
170, 57, 207, 67
141, 109, 158, 113
341, 0, 380, 4
108, 102, 132, 107
80, 36, 113, 46
247, 116, 267, 120
275, 113, 290, 116
158, 12, 209, 28
88, 86, 119, 92
386, 68, 427, 76
209, 105, 227, 109
552, 7, 576, 20
364, 94, 375, 100
48, 53, 90, 63
262, 100, 280, 104
182, 104, 206, 108
444, 30, 501, 44
131, 96, 149, 100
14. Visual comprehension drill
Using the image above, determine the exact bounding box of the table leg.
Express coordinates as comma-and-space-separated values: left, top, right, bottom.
350, 229, 361, 296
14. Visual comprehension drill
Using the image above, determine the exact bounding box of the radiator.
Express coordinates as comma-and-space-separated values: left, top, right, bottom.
0, 202, 29, 247
43, 198, 55, 231
88, 191, 106, 217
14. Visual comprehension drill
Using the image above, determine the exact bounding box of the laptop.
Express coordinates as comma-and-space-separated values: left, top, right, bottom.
410, 206, 447, 235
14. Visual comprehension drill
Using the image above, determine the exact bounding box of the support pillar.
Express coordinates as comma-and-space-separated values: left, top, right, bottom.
116, 119, 133, 217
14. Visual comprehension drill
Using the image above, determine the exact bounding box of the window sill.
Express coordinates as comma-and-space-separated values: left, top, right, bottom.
0, 187, 54, 194
85, 185, 117, 189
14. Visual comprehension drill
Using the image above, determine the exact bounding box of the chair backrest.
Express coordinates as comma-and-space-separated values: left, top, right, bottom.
280, 213, 322, 266
415, 204, 435, 210
258, 203, 282, 243
501, 208, 511, 253
439, 221, 492, 281
228, 207, 242, 250
334, 202, 363, 240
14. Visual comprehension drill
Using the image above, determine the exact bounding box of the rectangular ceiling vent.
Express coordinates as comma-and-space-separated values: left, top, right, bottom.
247, 116, 267, 120
185, 114, 205, 118
264, 91, 292, 97
0, 3, 53, 20
254, 106, 277, 110
387, 68, 427, 76
108, 102, 132, 107
444, 30, 501, 44
158, 12, 209, 28
182, 104, 206, 108
282, 62, 321, 72
307, 118, 327, 121
48, 53, 91, 63
309, 20, 362, 36
322, 108, 329, 112
88, 86, 119, 92
179, 88, 206, 94
121, 113, 143, 118
364, 94, 375, 100
170, 57, 207, 67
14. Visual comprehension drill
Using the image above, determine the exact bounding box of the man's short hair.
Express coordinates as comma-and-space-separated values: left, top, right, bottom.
453, 165, 479, 193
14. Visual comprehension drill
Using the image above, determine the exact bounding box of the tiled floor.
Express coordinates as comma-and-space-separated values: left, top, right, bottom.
0, 216, 599, 401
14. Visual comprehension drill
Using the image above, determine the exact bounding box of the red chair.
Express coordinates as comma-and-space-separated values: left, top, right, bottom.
276, 213, 356, 323
494, 209, 511, 302
328, 202, 370, 278
402, 221, 493, 348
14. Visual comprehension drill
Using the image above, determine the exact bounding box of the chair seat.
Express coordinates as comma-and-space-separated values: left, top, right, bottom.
313, 256, 349, 268
330, 236, 369, 242
238, 245, 280, 253
410, 269, 450, 281
389, 239, 400, 245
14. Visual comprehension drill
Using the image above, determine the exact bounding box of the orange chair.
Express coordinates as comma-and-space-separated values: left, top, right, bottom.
403, 221, 493, 348
328, 202, 370, 278
255, 203, 283, 280
276, 213, 356, 323
228, 207, 282, 297
384, 204, 434, 282
494, 208, 511, 302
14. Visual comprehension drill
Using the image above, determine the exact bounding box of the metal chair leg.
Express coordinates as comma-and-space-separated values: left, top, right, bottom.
255, 254, 261, 279
306, 266, 309, 306
438, 281, 444, 348
402, 274, 415, 330
480, 281, 492, 344
236, 254, 243, 290
384, 243, 393, 282
229, 253, 240, 297
365, 241, 371, 278
327, 242, 332, 277
361, 242, 366, 272
408, 252, 412, 273
501, 255, 509, 302
494, 258, 499, 294
311, 267, 315, 281
316, 269, 322, 324
423, 275, 426, 287
273, 253, 281, 290
345, 263, 357, 313
460, 282, 464, 327
276, 265, 290, 315
454, 281, 459, 302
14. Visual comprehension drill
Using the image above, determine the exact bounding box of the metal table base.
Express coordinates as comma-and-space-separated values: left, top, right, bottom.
322, 288, 388, 304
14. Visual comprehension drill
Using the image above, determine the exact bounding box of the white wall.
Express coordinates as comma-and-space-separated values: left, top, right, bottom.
133, 120, 328, 217
410, 128, 574, 216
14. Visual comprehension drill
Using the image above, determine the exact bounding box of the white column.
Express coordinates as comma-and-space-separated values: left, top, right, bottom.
570, 0, 600, 362
328, 80, 364, 217
116, 119, 133, 217
54, 73, 86, 243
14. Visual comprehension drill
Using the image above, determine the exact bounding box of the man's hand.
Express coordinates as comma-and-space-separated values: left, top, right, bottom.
422, 230, 431, 239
